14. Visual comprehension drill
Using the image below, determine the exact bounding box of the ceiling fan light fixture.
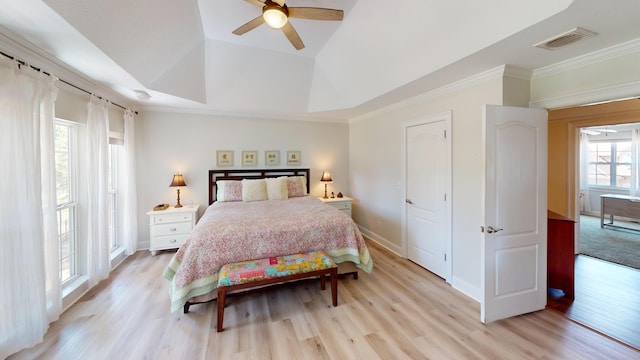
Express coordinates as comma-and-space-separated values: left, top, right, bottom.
581, 129, 600, 136
263, 6, 288, 28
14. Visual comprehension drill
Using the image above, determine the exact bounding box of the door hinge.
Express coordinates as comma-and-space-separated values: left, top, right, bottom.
444, 130, 447, 139
444, 193, 446, 201
444, 253, 447, 261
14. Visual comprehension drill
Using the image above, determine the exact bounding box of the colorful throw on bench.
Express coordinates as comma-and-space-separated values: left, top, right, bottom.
218, 251, 336, 286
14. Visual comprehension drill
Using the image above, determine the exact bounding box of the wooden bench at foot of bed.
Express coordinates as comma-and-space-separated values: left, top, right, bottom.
214, 251, 338, 332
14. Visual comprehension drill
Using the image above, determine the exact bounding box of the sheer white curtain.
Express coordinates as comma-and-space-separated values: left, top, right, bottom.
631, 128, 640, 197
579, 132, 592, 212
122, 109, 138, 254
86, 95, 111, 287
0, 59, 60, 358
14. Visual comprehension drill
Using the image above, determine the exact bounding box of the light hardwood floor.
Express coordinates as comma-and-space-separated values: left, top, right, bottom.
11, 240, 640, 359
548, 255, 640, 350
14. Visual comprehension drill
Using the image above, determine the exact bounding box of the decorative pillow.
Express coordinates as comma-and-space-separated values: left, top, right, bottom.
216, 180, 242, 202
242, 179, 267, 202
265, 177, 289, 200
287, 176, 307, 197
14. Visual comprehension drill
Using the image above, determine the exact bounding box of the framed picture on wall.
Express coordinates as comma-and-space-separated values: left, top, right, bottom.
242, 150, 258, 166
216, 150, 234, 167
287, 151, 301, 166
265, 150, 280, 166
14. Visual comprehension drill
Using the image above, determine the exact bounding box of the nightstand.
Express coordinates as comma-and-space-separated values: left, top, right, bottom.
147, 205, 199, 255
319, 196, 353, 218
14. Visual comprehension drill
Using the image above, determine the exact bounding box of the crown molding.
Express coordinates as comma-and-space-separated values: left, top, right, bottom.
532, 37, 640, 79
529, 80, 640, 110
349, 65, 517, 124
138, 103, 350, 124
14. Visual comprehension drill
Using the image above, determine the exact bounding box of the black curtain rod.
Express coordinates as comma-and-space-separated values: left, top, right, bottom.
0, 50, 137, 115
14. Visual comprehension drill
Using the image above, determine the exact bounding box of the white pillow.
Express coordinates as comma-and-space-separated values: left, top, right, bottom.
242, 179, 267, 202
265, 177, 289, 200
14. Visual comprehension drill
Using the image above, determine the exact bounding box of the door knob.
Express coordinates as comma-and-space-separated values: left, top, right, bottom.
406, 199, 414, 204
486, 226, 503, 234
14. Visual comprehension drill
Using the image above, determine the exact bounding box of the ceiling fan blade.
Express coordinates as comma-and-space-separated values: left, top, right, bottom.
273, 0, 286, 6
232, 15, 265, 35
288, 7, 344, 21
282, 22, 305, 50
244, 0, 265, 7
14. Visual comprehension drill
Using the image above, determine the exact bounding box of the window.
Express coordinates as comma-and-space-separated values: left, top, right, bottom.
587, 140, 632, 188
108, 144, 120, 251
55, 122, 78, 284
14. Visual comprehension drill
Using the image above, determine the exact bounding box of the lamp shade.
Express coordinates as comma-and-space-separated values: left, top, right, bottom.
170, 174, 186, 187
320, 171, 333, 182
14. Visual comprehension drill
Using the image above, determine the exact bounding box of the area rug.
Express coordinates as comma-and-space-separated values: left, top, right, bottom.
579, 215, 640, 270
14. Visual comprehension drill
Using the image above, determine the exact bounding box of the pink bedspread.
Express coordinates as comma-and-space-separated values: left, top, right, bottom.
163, 196, 372, 312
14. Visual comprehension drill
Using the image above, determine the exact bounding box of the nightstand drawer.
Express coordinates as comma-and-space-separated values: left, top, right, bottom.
319, 196, 353, 219
153, 222, 193, 236
153, 213, 193, 224
153, 234, 190, 249
331, 202, 351, 210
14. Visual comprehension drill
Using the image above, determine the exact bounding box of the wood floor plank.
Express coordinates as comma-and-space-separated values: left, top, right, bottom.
548, 254, 640, 350
9, 241, 640, 360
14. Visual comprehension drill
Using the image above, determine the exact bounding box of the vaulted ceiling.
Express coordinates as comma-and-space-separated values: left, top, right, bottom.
1, 0, 640, 120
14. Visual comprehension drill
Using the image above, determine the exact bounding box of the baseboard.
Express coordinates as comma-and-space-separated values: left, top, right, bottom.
357, 225, 402, 256
137, 240, 150, 251
451, 275, 481, 303
358, 223, 481, 303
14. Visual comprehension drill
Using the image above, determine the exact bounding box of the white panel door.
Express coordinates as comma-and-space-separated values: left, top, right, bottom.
406, 119, 449, 279
481, 104, 548, 323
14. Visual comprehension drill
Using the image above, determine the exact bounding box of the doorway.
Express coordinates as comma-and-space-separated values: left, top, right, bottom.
547, 102, 640, 349
577, 122, 640, 268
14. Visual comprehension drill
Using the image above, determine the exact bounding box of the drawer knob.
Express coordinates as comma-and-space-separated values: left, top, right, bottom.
170, 239, 177, 243
170, 228, 177, 231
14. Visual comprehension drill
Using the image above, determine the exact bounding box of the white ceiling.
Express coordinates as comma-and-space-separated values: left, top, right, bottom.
0, 0, 640, 120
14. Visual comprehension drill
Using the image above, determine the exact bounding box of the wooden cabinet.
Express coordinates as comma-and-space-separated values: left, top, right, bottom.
547, 210, 575, 299
147, 205, 199, 255
319, 197, 352, 218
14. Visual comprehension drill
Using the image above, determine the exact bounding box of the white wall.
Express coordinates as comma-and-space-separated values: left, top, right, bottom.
134, 111, 350, 249
349, 75, 504, 300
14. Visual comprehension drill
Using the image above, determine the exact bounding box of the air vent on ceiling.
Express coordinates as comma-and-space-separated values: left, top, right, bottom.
134, 89, 151, 100
534, 27, 597, 50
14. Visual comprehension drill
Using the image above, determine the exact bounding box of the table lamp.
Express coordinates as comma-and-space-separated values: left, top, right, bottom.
169, 173, 186, 208
320, 171, 333, 199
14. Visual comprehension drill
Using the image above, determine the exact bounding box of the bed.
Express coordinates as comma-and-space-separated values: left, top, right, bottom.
163, 168, 373, 313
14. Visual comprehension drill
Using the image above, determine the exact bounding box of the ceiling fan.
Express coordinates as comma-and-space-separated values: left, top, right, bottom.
232, 0, 344, 50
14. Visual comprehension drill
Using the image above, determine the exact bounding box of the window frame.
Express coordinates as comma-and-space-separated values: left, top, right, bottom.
55, 120, 79, 285
108, 143, 120, 251
587, 139, 632, 189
